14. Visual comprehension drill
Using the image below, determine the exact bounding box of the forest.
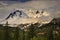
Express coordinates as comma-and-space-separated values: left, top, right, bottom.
0, 18, 60, 40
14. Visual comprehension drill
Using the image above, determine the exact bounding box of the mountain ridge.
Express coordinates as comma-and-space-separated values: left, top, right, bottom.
0, 9, 52, 27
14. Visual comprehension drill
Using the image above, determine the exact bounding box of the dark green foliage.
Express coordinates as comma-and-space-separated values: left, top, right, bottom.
27, 24, 37, 40
0, 18, 60, 40
47, 26, 54, 40
22, 29, 25, 40
14, 27, 20, 40
4, 21, 10, 40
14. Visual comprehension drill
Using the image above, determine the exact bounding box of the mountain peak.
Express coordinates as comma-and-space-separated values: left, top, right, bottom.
5, 9, 28, 20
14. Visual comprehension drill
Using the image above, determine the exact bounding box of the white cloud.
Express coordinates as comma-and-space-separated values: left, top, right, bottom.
0, 1, 59, 19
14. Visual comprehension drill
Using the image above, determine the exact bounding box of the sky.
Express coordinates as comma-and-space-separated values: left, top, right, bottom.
0, 0, 60, 20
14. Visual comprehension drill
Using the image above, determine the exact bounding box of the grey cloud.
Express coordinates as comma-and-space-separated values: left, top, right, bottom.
0, 1, 60, 19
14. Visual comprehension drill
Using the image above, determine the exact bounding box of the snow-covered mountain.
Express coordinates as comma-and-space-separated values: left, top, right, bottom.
0, 9, 52, 27
5, 9, 29, 20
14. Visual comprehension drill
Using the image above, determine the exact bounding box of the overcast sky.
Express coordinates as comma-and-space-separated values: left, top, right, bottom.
0, 0, 60, 19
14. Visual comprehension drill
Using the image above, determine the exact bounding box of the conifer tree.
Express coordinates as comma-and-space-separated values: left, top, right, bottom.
22, 29, 25, 40
14, 27, 20, 40
27, 24, 37, 40
4, 21, 9, 40
47, 26, 54, 40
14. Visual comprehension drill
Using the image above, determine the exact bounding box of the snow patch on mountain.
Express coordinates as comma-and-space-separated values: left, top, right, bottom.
0, 9, 52, 26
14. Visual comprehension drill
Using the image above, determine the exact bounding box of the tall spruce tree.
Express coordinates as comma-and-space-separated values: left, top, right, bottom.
22, 29, 25, 40
27, 24, 37, 40
4, 21, 9, 40
47, 26, 54, 40
14, 27, 20, 40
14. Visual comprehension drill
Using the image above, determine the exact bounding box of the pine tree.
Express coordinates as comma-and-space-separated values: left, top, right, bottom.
47, 26, 54, 40
27, 24, 37, 40
14, 27, 20, 40
22, 29, 25, 40
4, 21, 9, 40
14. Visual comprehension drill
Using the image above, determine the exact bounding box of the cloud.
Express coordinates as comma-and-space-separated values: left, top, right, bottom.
46, 3, 60, 18
5, 1, 58, 9
0, 1, 59, 19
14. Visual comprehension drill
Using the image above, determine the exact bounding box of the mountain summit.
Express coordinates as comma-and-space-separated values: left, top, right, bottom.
5, 9, 29, 20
